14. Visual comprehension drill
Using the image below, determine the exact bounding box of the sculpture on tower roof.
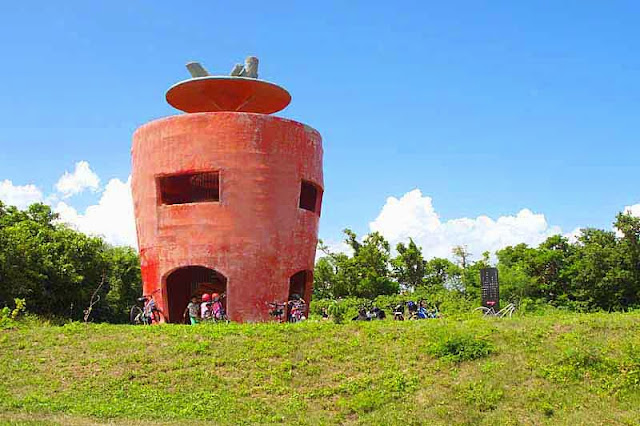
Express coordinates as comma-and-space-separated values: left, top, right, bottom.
185, 56, 259, 79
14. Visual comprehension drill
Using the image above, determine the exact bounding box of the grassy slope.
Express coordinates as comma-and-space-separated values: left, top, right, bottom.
0, 313, 639, 425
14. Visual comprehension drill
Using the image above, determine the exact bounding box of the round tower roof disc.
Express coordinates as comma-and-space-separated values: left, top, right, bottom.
166, 76, 291, 114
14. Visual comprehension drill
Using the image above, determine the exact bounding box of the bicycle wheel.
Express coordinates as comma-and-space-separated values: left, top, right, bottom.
151, 309, 164, 324
130, 306, 143, 325
474, 307, 493, 316
499, 305, 515, 318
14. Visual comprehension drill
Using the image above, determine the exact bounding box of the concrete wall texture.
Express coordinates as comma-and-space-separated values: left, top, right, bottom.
131, 112, 323, 322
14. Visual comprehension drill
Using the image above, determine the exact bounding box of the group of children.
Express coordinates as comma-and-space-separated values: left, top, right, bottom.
183, 292, 226, 324
184, 293, 309, 324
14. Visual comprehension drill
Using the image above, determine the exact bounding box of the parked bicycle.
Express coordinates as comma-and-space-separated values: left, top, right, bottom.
391, 303, 405, 321
202, 292, 229, 323
474, 301, 516, 318
406, 301, 419, 320
286, 294, 307, 323
351, 302, 385, 321
130, 293, 163, 325
288, 301, 307, 323
417, 304, 440, 319
267, 301, 286, 323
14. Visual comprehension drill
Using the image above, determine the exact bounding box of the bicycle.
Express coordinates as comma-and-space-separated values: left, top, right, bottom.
417, 306, 439, 319
130, 294, 163, 325
267, 301, 286, 323
391, 303, 405, 321
212, 301, 229, 323
202, 297, 229, 324
474, 302, 516, 318
288, 301, 307, 323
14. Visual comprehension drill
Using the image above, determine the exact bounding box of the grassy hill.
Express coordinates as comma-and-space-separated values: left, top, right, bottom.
1, 312, 639, 425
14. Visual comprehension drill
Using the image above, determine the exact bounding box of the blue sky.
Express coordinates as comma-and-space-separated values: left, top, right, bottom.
1, 1, 638, 257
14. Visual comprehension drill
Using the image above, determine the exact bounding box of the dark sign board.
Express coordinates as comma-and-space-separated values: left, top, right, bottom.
480, 268, 499, 310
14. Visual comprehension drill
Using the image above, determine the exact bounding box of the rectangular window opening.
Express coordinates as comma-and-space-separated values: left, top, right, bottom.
158, 171, 220, 205
299, 180, 318, 213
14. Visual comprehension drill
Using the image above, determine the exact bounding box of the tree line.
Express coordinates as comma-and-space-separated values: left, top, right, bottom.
314, 212, 640, 312
2, 200, 639, 321
0, 202, 141, 322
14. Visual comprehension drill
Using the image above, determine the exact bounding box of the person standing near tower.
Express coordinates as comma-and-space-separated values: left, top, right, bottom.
183, 296, 200, 325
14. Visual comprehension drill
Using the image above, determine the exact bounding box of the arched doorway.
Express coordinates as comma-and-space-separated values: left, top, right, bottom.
165, 266, 227, 323
288, 270, 312, 317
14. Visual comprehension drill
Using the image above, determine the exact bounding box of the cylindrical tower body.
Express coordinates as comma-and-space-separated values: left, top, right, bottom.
131, 75, 323, 323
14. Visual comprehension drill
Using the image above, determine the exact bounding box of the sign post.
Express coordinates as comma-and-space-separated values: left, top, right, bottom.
480, 268, 499, 310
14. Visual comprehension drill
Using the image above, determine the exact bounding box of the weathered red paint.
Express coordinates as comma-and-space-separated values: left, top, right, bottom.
131, 79, 323, 323
166, 77, 291, 114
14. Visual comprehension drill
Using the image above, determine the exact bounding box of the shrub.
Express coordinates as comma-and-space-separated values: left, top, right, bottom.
429, 333, 493, 362
312, 297, 367, 322
1, 298, 27, 329
11, 298, 26, 319
327, 300, 347, 324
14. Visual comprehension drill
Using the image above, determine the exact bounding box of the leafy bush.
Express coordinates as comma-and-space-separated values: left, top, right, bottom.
429, 333, 494, 362
312, 297, 368, 321
11, 298, 26, 319
312, 286, 476, 321
0, 298, 27, 329
327, 300, 347, 324
0, 307, 11, 329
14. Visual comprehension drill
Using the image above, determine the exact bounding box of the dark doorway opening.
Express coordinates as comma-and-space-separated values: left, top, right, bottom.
288, 270, 312, 317
165, 266, 227, 323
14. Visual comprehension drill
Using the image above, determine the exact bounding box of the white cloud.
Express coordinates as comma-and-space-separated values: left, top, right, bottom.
1, 160, 135, 247
55, 161, 100, 198
624, 203, 640, 217
55, 176, 137, 247
0, 180, 43, 209
564, 227, 582, 244
369, 189, 562, 260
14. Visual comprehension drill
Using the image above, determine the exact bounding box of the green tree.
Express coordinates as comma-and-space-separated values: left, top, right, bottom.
347, 230, 398, 298
103, 246, 142, 322
423, 257, 460, 289
0, 201, 142, 322
570, 228, 628, 311
391, 238, 425, 291
614, 212, 640, 307
314, 230, 398, 299
497, 236, 575, 305
313, 254, 338, 299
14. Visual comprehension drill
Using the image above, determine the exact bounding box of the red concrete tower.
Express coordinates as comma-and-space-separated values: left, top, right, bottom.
131, 60, 323, 323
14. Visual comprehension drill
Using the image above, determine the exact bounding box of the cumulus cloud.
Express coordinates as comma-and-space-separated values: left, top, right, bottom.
0, 180, 43, 209
564, 227, 582, 244
55, 161, 100, 198
1, 160, 135, 247
55, 176, 137, 247
369, 189, 562, 260
624, 203, 640, 217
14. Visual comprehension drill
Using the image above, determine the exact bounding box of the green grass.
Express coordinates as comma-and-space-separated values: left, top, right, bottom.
1, 313, 639, 425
